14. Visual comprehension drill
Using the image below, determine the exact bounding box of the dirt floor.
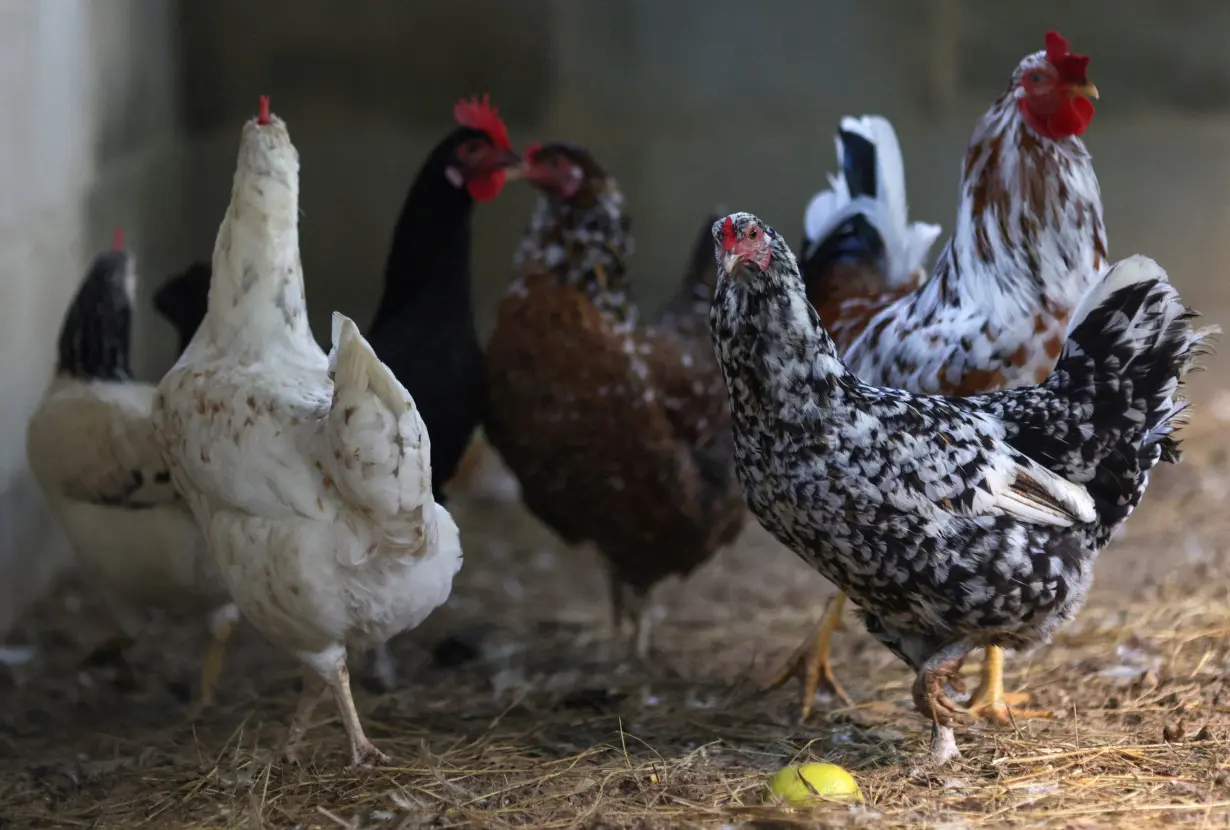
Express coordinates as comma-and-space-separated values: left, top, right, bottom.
5, 381, 1230, 829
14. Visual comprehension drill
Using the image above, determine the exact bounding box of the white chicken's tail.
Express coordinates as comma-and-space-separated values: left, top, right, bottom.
326, 313, 433, 538
800, 114, 942, 288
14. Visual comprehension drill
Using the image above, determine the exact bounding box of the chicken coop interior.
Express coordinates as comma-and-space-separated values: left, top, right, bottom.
5, 1, 1230, 827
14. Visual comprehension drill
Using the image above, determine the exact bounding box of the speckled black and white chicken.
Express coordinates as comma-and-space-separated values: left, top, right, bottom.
709, 211, 1213, 763
153, 98, 462, 767
25, 233, 236, 713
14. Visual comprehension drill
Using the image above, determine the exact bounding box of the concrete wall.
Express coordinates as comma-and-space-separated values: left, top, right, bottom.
4, 0, 1230, 634
0, 0, 194, 633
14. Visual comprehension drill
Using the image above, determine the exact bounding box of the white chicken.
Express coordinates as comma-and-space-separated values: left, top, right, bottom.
152, 97, 462, 766
25, 232, 237, 714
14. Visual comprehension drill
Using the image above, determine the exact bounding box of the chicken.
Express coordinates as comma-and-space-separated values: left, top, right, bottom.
26, 232, 236, 715
154, 262, 211, 356
152, 98, 462, 766
768, 32, 1107, 723
710, 211, 1212, 763
366, 95, 521, 504
484, 142, 745, 658
152, 98, 516, 694
762, 114, 943, 714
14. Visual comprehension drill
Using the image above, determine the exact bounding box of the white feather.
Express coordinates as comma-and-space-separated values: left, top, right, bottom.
802, 114, 942, 288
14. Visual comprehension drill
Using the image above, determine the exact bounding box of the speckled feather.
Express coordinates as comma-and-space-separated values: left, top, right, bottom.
842, 50, 1109, 396
486, 152, 743, 595
711, 212, 1210, 678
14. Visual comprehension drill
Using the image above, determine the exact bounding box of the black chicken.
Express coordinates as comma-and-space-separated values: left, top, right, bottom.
366, 95, 521, 503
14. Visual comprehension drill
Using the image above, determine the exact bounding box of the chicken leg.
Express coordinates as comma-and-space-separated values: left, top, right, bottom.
761, 593, 851, 719
608, 569, 654, 662
188, 603, 240, 720
282, 669, 328, 763
325, 656, 390, 767
961, 646, 1044, 723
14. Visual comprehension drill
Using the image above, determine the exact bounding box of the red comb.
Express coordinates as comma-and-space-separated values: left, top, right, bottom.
454, 95, 511, 150
112, 228, 125, 251
257, 95, 270, 125
720, 216, 736, 251
1045, 31, 1090, 83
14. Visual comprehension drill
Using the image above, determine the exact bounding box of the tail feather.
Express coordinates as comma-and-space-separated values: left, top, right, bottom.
800, 114, 941, 290
327, 312, 431, 526
973, 255, 1216, 541
331, 312, 408, 417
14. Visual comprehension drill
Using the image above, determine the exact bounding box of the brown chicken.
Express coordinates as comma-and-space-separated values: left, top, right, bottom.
484, 142, 745, 657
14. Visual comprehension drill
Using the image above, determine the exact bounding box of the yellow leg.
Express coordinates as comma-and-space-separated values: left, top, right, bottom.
962, 646, 1043, 723
188, 604, 239, 721
761, 593, 851, 720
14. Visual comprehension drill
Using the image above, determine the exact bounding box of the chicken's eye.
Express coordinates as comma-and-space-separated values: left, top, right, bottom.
748, 227, 759, 240
1028, 72, 1044, 84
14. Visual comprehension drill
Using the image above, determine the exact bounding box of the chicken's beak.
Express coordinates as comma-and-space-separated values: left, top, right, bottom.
1069, 81, 1099, 100
491, 148, 523, 179
722, 251, 742, 276
507, 158, 532, 183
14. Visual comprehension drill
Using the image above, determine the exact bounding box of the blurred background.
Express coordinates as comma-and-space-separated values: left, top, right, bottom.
2, 0, 1229, 635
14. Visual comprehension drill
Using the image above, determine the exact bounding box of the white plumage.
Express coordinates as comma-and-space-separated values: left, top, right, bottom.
152, 103, 462, 766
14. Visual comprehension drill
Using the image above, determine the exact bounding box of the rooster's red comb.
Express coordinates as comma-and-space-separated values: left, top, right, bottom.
454, 95, 511, 150
1045, 31, 1090, 84
720, 216, 736, 252
257, 95, 271, 126
112, 228, 125, 251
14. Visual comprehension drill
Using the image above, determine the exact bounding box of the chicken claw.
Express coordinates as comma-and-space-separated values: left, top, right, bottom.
959, 645, 1049, 723
761, 593, 851, 719
912, 652, 967, 727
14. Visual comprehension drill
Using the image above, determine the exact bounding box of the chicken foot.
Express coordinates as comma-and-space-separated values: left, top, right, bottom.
187, 602, 240, 720
960, 646, 1045, 723
760, 592, 851, 720
913, 644, 973, 766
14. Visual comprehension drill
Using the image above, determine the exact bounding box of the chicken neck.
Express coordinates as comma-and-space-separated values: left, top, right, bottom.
372, 136, 481, 331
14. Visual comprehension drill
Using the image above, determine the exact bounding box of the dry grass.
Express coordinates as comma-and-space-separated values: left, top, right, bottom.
5, 406, 1230, 828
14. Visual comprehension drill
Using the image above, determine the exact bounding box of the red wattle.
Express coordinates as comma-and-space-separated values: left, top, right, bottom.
467, 171, 506, 203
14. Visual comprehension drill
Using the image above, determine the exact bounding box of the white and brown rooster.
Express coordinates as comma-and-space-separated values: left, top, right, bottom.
767, 31, 1107, 724
26, 232, 237, 714
153, 98, 462, 767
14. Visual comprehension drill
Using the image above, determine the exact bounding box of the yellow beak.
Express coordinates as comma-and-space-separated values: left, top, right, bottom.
1070, 81, 1099, 100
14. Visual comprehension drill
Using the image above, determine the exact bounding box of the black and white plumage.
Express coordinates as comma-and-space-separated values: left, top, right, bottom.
709, 211, 1213, 763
